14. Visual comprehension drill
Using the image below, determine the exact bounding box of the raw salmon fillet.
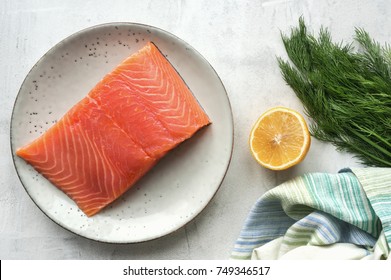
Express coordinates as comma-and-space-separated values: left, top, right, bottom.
16, 42, 210, 216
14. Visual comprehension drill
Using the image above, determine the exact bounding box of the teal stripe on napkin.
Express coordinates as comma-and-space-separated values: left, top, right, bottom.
231, 168, 391, 260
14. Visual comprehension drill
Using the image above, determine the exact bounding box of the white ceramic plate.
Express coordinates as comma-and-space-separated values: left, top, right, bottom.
11, 23, 233, 243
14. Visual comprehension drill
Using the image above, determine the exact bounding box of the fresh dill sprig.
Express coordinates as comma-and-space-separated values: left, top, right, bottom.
278, 17, 391, 167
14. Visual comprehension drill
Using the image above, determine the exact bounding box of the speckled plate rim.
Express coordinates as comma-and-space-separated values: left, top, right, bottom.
10, 22, 234, 244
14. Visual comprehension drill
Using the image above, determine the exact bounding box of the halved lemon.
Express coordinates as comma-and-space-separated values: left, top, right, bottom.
249, 107, 311, 170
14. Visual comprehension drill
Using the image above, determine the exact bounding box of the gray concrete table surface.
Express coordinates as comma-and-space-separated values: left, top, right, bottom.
1, 0, 387, 259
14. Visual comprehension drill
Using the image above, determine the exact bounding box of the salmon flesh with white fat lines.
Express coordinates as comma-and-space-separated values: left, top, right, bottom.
16, 42, 211, 216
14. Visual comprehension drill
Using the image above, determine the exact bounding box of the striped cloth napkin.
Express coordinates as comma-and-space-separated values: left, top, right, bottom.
231, 168, 391, 260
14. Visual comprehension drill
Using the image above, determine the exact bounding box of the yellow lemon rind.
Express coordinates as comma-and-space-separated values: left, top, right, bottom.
249, 107, 311, 171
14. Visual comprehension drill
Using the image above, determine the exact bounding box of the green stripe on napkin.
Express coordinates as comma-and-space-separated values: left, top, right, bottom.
231, 168, 390, 260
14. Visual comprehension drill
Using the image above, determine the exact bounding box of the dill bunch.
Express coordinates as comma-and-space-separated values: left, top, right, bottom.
278, 17, 391, 167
